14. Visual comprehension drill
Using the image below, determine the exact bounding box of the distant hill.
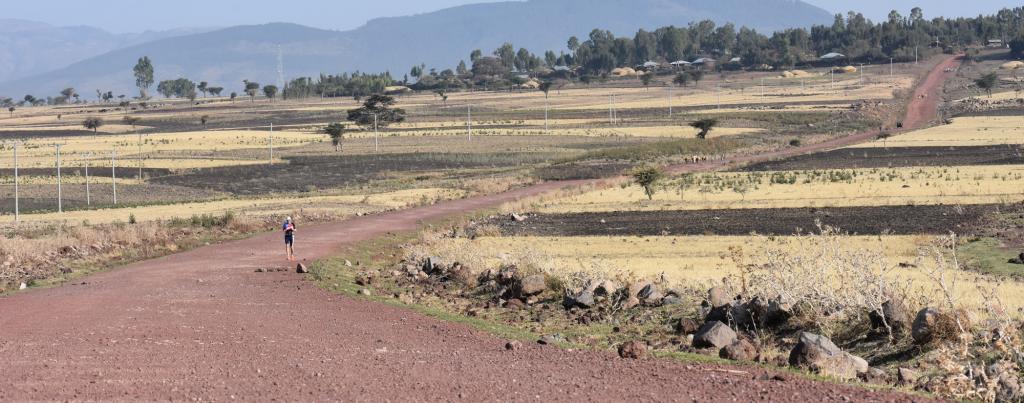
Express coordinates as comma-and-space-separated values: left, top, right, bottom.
0, 0, 832, 98
0, 19, 212, 86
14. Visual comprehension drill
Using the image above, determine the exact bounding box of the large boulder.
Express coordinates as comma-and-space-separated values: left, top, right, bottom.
675, 318, 701, 335
517, 275, 547, 297
912, 308, 940, 344
692, 321, 738, 349
707, 287, 731, 308
720, 339, 758, 362
789, 332, 868, 380
869, 299, 911, 336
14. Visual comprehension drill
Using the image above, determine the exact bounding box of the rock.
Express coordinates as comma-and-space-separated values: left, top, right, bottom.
538, 335, 560, 345
628, 282, 652, 299
572, 290, 596, 309
618, 341, 648, 359
358, 288, 372, 296
789, 332, 868, 380
860, 368, 889, 385
637, 283, 657, 300
623, 297, 641, 310
897, 368, 920, 386
344, 260, 353, 267
662, 296, 682, 305
510, 213, 527, 222
912, 308, 940, 344
996, 371, 1023, 402
869, 299, 911, 335
255, 268, 266, 273
517, 274, 547, 297
707, 287, 731, 308
355, 271, 375, 286
692, 321, 738, 349
19, 282, 27, 290
720, 339, 758, 362
590, 280, 618, 296
505, 299, 527, 310
296, 263, 308, 274
505, 340, 523, 351
675, 318, 701, 335
423, 256, 444, 274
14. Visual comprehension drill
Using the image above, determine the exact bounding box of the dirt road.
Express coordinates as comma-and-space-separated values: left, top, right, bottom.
0, 56, 959, 402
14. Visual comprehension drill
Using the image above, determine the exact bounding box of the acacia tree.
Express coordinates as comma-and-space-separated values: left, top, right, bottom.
7, 106, 14, 117
322, 123, 346, 152
83, 117, 104, 133
538, 81, 554, 130
673, 72, 690, 87
208, 87, 224, 97
122, 115, 141, 129
632, 165, 664, 200
262, 85, 279, 101
346, 94, 406, 128
243, 80, 260, 102
434, 88, 449, 106
641, 73, 654, 90
690, 118, 719, 139
133, 57, 154, 98
975, 72, 999, 97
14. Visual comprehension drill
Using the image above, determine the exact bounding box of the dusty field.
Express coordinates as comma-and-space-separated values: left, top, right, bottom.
537, 164, 1024, 212
742, 145, 1024, 171
849, 115, 1024, 148
0, 187, 464, 225
491, 204, 998, 237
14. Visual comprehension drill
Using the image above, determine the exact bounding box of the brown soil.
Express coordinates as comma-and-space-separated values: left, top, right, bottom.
0, 56, 960, 401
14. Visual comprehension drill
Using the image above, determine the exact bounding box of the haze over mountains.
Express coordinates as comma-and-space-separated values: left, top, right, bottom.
0, 0, 833, 97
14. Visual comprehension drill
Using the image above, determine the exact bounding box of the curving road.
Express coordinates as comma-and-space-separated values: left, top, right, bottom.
0, 56, 959, 402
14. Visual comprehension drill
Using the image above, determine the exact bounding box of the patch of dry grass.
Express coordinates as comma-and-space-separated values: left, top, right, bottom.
849, 116, 1024, 148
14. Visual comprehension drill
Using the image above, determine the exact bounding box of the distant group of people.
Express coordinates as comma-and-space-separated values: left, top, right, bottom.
685, 155, 724, 164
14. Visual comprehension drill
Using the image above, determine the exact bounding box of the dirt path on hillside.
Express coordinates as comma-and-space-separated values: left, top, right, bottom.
0, 56, 959, 402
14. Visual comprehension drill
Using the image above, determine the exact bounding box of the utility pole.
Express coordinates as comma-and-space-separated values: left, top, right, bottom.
84, 152, 91, 206
137, 132, 144, 180
55, 144, 63, 213
12, 143, 19, 221
373, 114, 379, 152
716, 85, 721, 110
112, 150, 117, 205
544, 94, 549, 132
608, 94, 613, 124
761, 77, 765, 100
890, 58, 894, 78
668, 86, 673, 117
467, 105, 472, 142
269, 123, 274, 164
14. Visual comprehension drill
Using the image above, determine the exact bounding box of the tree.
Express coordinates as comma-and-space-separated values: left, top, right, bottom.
133, 57, 155, 98
230, 92, 238, 102
346, 94, 406, 128
690, 118, 719, 139
198, 81, 208, 97
410, 65, 424, 81
7, 106, 14, 117
632, 165, 664, 200
82, 117, 104, 133
243, 80, 260, 102
472, 57, 508, 78
1011, 34, 1024, 57
975, 72, 999, 97
641, 73, 654, 90
262, 85, 279, 101
456, 60, 469, 76
470, 49, 483, 62
673, 72, 690, 87
208, 87, 224, 97
156, 78, 196, 98
200, 115, 209, 126
122, 115, 141, 129
690, 70, 705, 87
434, 89, 449, 107
323, 123, 346, 152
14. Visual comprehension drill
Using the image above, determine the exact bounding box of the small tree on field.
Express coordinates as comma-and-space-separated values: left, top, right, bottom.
200, 115, 209, 126
7, 106, 13, 117
690, 118, 719, 139
975, 72, 998, 97
198, 81, 208, 97
243, 80, 260, 102
230, 92, 238, 102
691, 70, 704, 87
632, 165, 664, 200
673, 72, 690, 87
83, 117, 104, 133
641, 73, 653, 90
263, 85, 279, 101
323, 123, 346, 152
122, 115, 141, 129
434, 88, 449, 107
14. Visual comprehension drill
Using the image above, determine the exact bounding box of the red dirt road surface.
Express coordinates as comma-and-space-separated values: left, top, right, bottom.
0, 57, 959, 402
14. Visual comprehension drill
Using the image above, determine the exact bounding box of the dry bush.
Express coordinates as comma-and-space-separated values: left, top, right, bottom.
742, 223, 915, 338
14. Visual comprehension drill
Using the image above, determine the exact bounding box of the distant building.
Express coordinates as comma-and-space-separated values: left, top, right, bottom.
819, 52, 846, 60
987, 39, 1006, 48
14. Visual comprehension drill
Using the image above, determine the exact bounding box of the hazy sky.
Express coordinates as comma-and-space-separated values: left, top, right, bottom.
4, 0, 1018, 33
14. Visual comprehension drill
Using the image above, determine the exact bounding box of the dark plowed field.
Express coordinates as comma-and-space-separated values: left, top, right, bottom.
151, 153, 549, 195
742, 145, 1024, 171
492, 204, 1003, 236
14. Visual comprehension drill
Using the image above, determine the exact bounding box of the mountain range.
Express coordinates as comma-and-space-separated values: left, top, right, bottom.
0, 0, 832, 98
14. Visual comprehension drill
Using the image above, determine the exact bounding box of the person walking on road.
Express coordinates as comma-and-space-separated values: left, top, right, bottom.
283, 217, 297, 261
